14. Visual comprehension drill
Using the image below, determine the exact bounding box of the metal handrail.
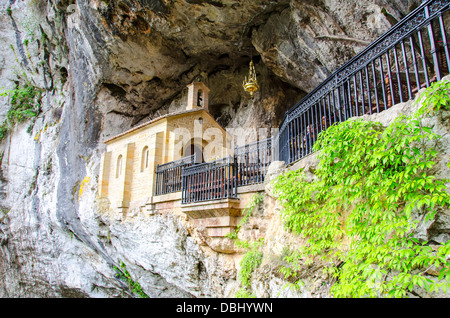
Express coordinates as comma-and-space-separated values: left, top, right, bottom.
181, 156, 237, 204
235, 137, 273, 186
156, 154, 196, 172
154, 154, 196, 196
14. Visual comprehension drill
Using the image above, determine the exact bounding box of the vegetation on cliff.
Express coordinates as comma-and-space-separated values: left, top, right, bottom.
226, 193, 265, 297
273, 81, 450, 297
0, 82, 43, 140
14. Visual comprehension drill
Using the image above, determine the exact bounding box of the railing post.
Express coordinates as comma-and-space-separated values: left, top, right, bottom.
438, 13, 450, 74
233, 156, 237, 198
371, 61, 379, 113
364, 66, 373, 114
336, 85, 343, 123
393, 45, 404, 103
287, 119, 291, 165
400, 40, 413, 100
181, 166, 185, 203
155, 165, 159, 196
234, 153, 238, 192
234, 144, 239, 187
425, 3, 442, 81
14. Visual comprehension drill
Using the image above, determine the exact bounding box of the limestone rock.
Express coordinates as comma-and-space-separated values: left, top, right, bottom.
0, 0, 433, 298
252, 0, 405, 92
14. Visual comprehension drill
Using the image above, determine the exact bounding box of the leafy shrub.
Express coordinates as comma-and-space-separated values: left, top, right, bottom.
4, 83, 42, 123
225, 194, 265, 297
235, 288, 257, 298
113, 260, 149, 298
0, 83, 43, 140
0, 122, 7, 140
238, 240, 264, 289
273, 81, 450, 298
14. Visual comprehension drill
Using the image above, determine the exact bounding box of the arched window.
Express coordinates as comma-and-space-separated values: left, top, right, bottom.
197, 89, 203, 107
116, 155, 123, 178
179, 145, 184, 158
141, 146, 149, 172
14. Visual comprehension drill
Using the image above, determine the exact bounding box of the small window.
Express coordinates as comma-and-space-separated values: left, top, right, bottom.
197, 90, 203, 107
116, 155, 123, 178
141, 146, 149, 172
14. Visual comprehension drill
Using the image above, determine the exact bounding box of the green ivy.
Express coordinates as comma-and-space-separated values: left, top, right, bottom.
238, 239, 264, 290
273, 81, 450, 298
226, 193, 263, 243
114, 260, 149, 298
0, 122, 7, 140
4, 84, 42, 122
235, 287, 257, 298
417, 80, 450, 114
225, 193, 265, 297
0, 83, 42, 140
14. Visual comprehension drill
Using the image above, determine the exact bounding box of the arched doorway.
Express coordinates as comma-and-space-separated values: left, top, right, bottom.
183, 138, 205, 163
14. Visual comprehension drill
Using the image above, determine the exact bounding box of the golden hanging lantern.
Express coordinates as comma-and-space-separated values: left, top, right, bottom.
242, 60, 259, 99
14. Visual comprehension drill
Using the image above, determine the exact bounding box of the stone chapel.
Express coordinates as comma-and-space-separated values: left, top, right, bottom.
98, 82, 230, 215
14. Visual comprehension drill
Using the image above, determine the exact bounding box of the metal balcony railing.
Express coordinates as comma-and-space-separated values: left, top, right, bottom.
181, 156, 237, 204
235, 137, 273, 187
154, 154, 196, 196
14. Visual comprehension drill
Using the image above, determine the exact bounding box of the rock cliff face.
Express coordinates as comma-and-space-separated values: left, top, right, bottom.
0, 0, 423, 297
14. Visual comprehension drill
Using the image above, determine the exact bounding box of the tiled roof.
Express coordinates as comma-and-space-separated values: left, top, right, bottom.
104, 108, 205, 144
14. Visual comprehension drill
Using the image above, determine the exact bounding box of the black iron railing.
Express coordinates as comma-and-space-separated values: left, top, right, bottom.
276, 0, 450, 165
235, 137, 273, 186
154, 154, 196, 196
181, 156, 238, 204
